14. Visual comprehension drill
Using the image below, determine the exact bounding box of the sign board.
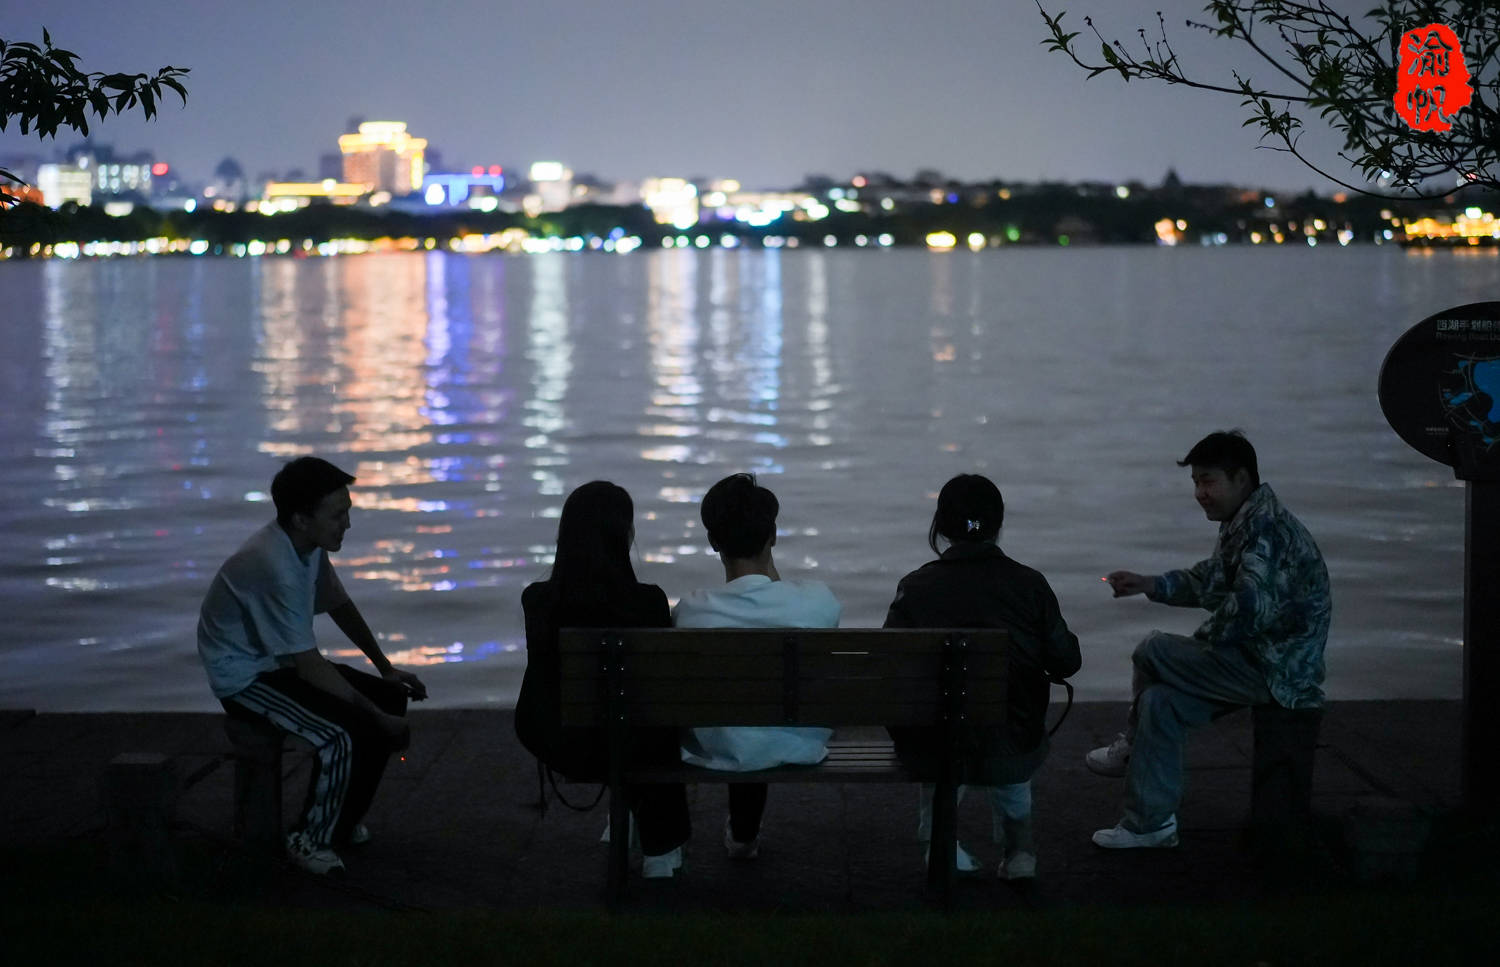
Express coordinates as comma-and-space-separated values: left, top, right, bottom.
1378, 301, 1500, 481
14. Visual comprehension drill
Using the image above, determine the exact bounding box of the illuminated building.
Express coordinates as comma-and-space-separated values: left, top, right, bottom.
640, 177, 699, 229
525, 161, 575, 214
423, 167, 506, 209
259, 179, 367, 212
1403, 207, 1500, 245
338, 121, 427, 195
37, 163, 94, 207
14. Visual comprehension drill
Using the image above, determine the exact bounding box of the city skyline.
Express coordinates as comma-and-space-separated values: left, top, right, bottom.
2, 1, 1364, 194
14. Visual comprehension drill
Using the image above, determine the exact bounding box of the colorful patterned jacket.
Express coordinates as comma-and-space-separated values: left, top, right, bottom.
1149, 483, 1331, 708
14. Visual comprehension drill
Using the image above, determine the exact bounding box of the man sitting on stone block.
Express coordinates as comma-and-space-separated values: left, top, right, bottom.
197, 456, 427, 874
1088, 430, 1330, 849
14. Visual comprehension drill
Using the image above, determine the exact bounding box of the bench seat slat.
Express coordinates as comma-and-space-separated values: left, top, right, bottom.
559, 701, 1007, 728
558, 677, 1005, 708
623, 739, 914, 783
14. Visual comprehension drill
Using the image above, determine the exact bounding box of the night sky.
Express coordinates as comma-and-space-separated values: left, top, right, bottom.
2, 0, 1355, 192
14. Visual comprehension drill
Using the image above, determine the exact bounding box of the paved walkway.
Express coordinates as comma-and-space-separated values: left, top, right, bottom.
0, 701, 1461, 912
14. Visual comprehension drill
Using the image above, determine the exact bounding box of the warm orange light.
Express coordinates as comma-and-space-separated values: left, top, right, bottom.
488, 165, 501, 176
151, 162, 169, 176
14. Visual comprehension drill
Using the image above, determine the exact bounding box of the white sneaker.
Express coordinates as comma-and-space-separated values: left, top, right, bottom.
642, 846, 683, 879
999, 849, 1037, 880
1091, 816, 1180, 849
922, 841, 982, 873
723, 817, 760, 860
1085, 733, 1132, 777
286, 830, 345, 874
348, 823, 371, 846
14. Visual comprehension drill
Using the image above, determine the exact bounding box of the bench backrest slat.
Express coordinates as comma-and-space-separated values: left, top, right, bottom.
557, 627, 1009, 728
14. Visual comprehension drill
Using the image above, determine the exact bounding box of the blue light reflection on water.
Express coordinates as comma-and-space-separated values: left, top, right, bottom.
0, 246, 1492, 711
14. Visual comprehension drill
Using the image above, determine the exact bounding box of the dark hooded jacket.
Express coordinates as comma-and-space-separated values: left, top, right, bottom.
884, 541, 1081, 784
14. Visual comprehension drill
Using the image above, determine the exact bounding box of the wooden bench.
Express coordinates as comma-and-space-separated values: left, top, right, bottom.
558, 627, 1011, 905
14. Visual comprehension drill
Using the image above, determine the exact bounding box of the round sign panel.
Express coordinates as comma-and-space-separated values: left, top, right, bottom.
1379, 301, 1500, 480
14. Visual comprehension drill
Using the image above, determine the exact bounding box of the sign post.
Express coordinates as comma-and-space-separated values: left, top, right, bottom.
1379, 301, 1500, 815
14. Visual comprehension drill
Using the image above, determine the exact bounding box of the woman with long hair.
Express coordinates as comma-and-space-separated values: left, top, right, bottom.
885, 473, 1081, 880
516, 480, 689, 877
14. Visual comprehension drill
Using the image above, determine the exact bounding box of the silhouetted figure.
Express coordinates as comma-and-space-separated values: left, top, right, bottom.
516, 481, 689, 878
197, 456, 427, 875
884, 474, 1081, 879
1088, 430, 1330, 848
676, 473, 841, 864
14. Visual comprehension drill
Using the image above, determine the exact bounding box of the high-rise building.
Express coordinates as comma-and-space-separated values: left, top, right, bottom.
37, 162, 94, 208
338, 121, 427, 195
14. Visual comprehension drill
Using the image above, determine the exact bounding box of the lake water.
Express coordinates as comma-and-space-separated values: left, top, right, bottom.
1, 245, 1493, 712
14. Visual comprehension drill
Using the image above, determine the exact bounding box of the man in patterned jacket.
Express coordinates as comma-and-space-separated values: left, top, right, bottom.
1086, 430, 1331, 848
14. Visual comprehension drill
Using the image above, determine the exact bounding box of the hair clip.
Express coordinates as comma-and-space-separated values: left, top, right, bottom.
966, 519, 982, 533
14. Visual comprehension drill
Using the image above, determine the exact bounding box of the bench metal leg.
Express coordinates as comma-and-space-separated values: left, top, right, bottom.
606, 782, 630, 907
926, 779, 958, 904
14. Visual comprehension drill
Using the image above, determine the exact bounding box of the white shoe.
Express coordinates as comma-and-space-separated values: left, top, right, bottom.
724, 817, 759, 860
348, 823, 371, 846
642, 846, 683, 879
1085, 733, 1132, 777
922, 841, 982, 873
999, 849, 1037, 880
1092, 816, 1180, 849
285, 830, 345, 874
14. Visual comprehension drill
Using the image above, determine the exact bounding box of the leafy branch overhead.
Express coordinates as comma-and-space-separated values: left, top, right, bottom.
1035, 1, 1498, 199
0, 29, 189, 206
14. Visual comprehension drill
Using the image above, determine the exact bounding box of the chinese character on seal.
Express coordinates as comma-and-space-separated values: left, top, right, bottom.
1395, 24, 1472, 132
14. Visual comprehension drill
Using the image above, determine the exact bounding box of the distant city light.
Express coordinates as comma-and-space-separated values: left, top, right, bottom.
925, 231, 957, 250
1114, 185, 1130, 199
531, 161, 565, 182
151, 163, 169, 176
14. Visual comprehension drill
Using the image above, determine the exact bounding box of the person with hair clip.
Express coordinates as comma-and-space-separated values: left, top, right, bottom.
884, 474, 1081, 880
675, 472, 841, 863
516, 481, 690, 879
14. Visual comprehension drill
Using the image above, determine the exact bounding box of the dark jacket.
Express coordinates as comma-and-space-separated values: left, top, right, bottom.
516, 579, 673, 780
884, 541, 1082, 784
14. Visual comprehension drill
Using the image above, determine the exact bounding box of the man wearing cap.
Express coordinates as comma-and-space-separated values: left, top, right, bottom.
197, 456, 427, 874
1087, 430, 1330, 849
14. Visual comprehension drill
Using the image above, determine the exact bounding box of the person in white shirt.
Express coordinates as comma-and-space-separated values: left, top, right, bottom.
675, 473, 841, 860
197, 457, 427, 875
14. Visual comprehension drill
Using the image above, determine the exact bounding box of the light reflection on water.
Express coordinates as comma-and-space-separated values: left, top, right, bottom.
0, 246, 1492, 711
